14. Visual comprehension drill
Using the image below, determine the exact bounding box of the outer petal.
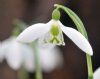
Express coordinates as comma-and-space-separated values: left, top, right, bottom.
0, 40, 11, 63
39, 47, 63, 72
17, 20, 53, 43
1, 37, 23, 70
22, 45, 35, 72
59, 22, 93, 55
5, 40, 23, 70
94, 67, 100, 79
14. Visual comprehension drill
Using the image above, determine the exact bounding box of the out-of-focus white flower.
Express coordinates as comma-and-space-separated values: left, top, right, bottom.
1, 37, 63, 72
94, 67, 100, 79
16, 19, 93, 55
1, 37, 35, 72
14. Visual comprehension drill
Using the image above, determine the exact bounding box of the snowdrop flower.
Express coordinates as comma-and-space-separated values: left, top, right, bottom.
1, 37, 35, 72
17, 9, 93, 55
1, 37, 63, 72
94, 67, 100, 79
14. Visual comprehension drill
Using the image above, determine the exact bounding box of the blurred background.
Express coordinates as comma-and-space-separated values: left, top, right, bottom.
0, 0, 100, 79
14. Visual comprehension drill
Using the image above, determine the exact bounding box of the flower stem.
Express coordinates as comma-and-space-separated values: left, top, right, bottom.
18, 67, 30, 79
86, 54, 93, 79
32, 41, 43, 79
12, 19, 27, 36
54, 4, 94, 79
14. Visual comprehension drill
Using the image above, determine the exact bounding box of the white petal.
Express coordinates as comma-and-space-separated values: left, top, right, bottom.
39, 47, 63, 72
0, 38, 14, 62
5, 41, 23, 70
17, 20, 53, 43
59, 22, 93, 55
22, 45, 35, 72
1, 37, 23, 70
94, 67, 100, 79
38, 34, 55, 49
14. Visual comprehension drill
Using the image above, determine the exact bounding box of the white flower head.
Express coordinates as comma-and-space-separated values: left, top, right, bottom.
94, 67, 100, 79
17, 9, 93, 55
1, 37, 35, 72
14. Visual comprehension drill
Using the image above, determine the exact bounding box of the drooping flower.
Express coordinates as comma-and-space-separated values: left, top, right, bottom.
17, 9, 93, 55
1, 36, 63, 72
94, 67, 100, 79
1, 37, 35, 72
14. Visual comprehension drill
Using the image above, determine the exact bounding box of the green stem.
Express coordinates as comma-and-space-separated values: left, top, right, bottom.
86, 54, 93, 79
18, 68, 30, 79
12, 19, 27, 36
54, 4, 93, 79
32, 41, 43, 79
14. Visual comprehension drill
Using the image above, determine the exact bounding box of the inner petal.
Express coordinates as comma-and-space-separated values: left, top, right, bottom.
49, 22, 65, 45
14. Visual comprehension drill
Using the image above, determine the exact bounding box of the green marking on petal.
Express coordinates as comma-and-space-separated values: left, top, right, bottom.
49, 36, 60, 44
50, 24, 60, 36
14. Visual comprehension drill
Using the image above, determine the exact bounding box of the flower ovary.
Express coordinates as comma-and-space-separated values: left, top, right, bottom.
52, 9, 60, 20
